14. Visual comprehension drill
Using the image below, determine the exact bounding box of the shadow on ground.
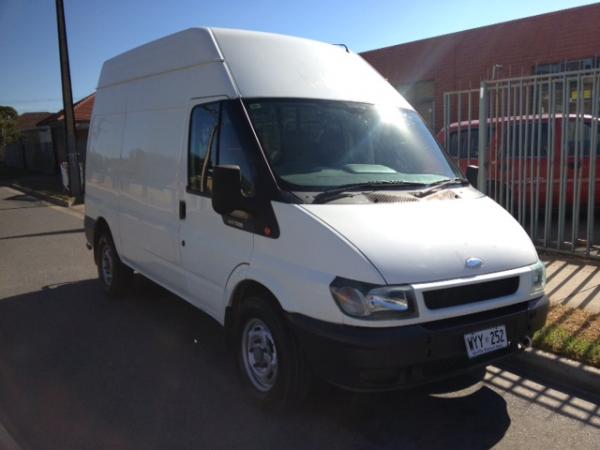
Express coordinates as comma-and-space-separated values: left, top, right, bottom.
544, 257, 600, 312
0, 276, 510, 450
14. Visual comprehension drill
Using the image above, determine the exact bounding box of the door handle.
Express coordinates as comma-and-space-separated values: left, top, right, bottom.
179, 200, 186, 220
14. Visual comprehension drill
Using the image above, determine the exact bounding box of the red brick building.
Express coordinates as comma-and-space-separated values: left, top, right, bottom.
361, 3, 600, 132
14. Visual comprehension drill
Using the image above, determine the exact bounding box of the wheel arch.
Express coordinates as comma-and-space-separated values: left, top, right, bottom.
92, 216, 111, 265
224, 278, 284, 335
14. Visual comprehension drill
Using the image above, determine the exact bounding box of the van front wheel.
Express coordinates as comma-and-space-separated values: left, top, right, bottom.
236, 297, 310, 409
96, 232, 133, 296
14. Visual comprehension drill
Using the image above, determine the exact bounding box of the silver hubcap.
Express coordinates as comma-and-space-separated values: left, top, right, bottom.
241, 318, 278, 392
101, 244, 113, 286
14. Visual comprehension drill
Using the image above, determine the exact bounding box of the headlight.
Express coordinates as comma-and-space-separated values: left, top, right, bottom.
330, 277, 417, 320
530, 260, 546, 295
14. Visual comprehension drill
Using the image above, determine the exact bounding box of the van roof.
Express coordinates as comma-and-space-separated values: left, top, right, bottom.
97, 27, 412, 108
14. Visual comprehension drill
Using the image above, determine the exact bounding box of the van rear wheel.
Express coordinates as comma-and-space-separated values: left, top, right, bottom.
96, 232, 133, 296
236, 297, 311, 409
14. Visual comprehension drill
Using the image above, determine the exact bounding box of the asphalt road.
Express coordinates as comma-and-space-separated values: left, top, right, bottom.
0, 185, 599, 450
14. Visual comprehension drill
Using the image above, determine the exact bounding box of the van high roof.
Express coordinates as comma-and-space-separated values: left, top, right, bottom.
97, 27, 411, 108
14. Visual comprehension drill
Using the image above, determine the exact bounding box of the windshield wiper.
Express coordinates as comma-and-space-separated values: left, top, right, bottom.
312, 181, 427, 204
413, 177, 469, 198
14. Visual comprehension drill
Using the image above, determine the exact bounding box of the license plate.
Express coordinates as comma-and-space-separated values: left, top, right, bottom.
464, 325, 507, 359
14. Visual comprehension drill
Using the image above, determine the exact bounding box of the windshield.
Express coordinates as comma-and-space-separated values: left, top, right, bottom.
244, 99, 460, 190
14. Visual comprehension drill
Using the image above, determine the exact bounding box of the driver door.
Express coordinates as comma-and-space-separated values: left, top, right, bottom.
179, 98, 254, 320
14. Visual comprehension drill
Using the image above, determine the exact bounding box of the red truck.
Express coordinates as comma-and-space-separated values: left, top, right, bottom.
438, 114, 600, 210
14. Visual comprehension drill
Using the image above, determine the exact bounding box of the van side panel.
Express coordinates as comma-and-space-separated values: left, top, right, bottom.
118, 108, 185, 286
85, 84, 128, 251
117, 62, 237, 291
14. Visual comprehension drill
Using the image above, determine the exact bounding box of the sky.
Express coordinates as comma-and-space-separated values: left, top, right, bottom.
0, 0, 595, 113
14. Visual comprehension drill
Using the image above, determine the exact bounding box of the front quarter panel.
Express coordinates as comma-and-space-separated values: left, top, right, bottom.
245, 203, 386, 324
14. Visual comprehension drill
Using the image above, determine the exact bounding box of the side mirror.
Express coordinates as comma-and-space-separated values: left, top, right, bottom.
466, 165, 479, 188
212, 165, 243, 215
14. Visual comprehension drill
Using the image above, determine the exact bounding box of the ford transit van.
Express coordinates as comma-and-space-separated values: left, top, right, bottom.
84, 28, 548, 408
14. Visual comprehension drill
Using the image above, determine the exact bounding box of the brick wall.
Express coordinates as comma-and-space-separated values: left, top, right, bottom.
361, 4, 600, 132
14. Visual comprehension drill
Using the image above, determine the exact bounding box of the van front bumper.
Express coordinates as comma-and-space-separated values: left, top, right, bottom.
287, 296, 548, 391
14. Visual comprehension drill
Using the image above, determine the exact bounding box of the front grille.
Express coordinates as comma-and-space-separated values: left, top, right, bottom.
423, 276, 520, 310
421, 300, 528, 331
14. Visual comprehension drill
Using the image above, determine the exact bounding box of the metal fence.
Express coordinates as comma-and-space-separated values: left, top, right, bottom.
442, 68, 600, 259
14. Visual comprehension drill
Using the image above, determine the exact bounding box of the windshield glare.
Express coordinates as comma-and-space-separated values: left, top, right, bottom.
245, 99, 460, 190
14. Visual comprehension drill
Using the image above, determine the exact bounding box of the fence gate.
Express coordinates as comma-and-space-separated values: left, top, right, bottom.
442, 68, 600, 259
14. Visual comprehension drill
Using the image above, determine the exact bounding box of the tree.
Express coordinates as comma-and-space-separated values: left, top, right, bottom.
0, 106, 20, 154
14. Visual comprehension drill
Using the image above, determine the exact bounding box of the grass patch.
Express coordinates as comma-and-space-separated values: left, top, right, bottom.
533, 304, 600, 368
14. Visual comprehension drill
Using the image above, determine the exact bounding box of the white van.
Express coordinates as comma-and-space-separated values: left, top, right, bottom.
85, 28, 548, 408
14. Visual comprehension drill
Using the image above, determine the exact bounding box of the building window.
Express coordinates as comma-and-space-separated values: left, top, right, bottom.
534, 57, 599, 75
534, 63, 563, 75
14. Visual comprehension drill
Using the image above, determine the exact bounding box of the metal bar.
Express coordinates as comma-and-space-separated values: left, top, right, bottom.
586, 74, 599, 255
523, 81, 532, 234
535, 246, 600, 261
477, 81, 488, 193
500, 83, 508, 206
444, 93, 450, 155
533, 78, 542, 241
493, 82, 500, 198
445, 88, 481, 95
517, 79, 525, 223
529, 79, 537, 238
571, 74, 584, 252
509, 83, 516, 215
491, 67, 600, 84
543, 79, 556, 248
557, 76, 569, 249
467, 90, 472, 162
457, 94, 462, 163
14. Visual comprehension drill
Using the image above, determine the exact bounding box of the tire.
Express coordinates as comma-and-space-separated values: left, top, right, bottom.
236, 297, 311, 410
96, 231, 133, 297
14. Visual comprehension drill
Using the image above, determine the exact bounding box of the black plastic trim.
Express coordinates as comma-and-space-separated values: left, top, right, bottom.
423, 276, 520, 310
286, 296, 549, 391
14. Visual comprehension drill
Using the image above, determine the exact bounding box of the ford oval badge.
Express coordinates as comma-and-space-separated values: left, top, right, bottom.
465, 257, 483, 269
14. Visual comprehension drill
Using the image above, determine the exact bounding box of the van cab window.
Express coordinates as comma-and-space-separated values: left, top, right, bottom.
188, 101, 257, 196
188, 102, 219, 193
245, 99, 459, 190
218, 102, 257, 197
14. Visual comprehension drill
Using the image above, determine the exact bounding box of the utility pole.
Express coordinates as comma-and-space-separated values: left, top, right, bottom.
55, 0, 82, 202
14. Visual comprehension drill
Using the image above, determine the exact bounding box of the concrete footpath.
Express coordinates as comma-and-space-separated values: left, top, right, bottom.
543, 255, 600, 314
